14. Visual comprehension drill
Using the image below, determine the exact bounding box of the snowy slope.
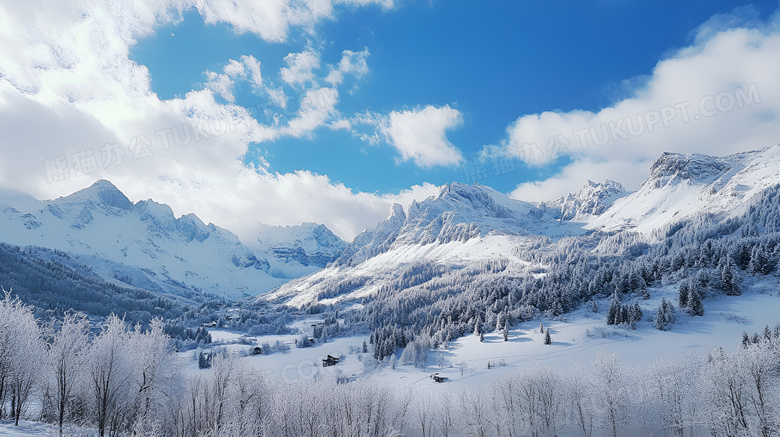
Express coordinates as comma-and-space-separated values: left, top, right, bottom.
250, 222, 346, 279
266, 147, 780, 308
211, 276, 780, 392
0, 180, 344, 298
265, 182, 588, 307
587, 145, 780, 234
540, 179, 627, 222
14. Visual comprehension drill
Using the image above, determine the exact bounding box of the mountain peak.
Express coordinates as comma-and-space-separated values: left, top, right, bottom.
544, 179, 627, 221
387, 203, 406, 222
57, 179, 133, 211
647, 152, 733, 185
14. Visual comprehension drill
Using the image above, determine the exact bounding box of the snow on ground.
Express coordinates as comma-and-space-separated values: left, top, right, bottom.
269, 234, 539, 307
0, 420, 59, 436
218, 275, 780, 394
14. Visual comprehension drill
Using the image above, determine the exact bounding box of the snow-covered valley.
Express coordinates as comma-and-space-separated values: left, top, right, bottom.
2, 147, 780, 436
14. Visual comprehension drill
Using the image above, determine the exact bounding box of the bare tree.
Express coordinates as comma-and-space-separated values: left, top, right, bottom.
88, 314, 133, 437
592, 350, 627, 437
0, 288, 45, 426
47, 311, 90, 435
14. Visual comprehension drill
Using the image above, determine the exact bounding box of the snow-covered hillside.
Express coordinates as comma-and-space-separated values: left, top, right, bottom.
265, 147, 780, 308
251, 222, 346, 278
540, 179, 627, 222
265, 182, 590, 307
0, 180, 344, 298
588, 145, 780, 234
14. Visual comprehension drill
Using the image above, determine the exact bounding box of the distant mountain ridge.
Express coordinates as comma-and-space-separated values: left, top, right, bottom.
587, 145, 780, 234
3, 146, 777, 305
264, 146, 780, 307
0, 180, 345, 298
541, 180, 627, 221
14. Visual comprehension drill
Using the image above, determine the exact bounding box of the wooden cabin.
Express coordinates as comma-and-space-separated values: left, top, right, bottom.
431, 373, 448, 383
322, 355, 340, 367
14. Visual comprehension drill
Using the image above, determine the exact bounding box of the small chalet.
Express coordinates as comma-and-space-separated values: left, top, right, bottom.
431, 373, 448, 383
201, 321, 217, 328
252, 346, 262, 355
322, 355, 340, 367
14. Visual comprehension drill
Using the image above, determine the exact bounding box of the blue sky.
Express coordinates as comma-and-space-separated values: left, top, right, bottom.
1, 0, 780, 239
131, 1, 778, 195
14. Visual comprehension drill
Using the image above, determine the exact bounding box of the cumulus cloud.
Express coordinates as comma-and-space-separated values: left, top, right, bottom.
204, 56, 264, 102
189, 0, 393, 42
325, 47, 370, 85
497, 8, 780, 202
241, 55, 263, 90
353, 105, 464, 168
280, 48, 321, 86
0, 0, 443, 242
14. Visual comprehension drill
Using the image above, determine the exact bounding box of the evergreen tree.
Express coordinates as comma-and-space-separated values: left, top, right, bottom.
654, 298, 675, 331
632, 301, 643, 321
544, 328, 552, 345
607, 300, 620, 325
742, 331, 751, 348
678, 282, 689, 308
720, 256, 741, 296
687, 287, 704, 316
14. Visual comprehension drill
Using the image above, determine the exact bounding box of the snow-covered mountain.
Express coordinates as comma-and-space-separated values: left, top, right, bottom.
0, 180, 344, 298
264, 182, 589, 307
541, 179, 627, 221
251, 222, 346, 278
264, 146, 780, 308
587, 145, 780, 234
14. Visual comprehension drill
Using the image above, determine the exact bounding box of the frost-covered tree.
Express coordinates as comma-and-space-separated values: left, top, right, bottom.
677, 282, 689, 308
0, 289, 44, 426
687, 287, 704, 316
88, 315, 134, 437
127, 318, 179, 430
592, 350, 627, 437
654, 298, 675, 331
47, 311, 90, 434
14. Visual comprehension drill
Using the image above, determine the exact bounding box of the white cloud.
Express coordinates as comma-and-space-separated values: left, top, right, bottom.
364, 105, 464, 168
282, 87, 341, 138
240, 55, 263, 89
500, 9, 780, 203
204, 70, 237, 102
509, 159, 650, 203
325, 47, 370, 85
204, 56, 263, 102
0, 0, 439, 242
280, 48, 321, 86
222, 59, 246, 78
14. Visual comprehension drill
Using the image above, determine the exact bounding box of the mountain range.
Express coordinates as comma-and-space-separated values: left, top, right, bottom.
264, 145, 780, 307
1, 146, 778, 305
0, 180, 344, 298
